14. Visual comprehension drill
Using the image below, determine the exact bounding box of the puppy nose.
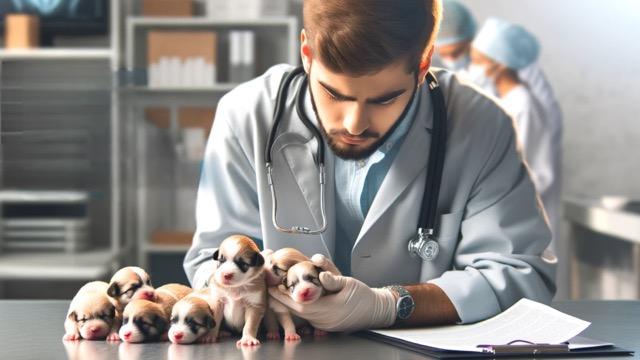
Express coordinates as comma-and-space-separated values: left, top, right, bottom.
223, 273, 234, 281
123, 331, 132, 339
140, 291, 154, 300
301, 288, 311, 298
174, 332, 183, 340
90, 327, 99, 334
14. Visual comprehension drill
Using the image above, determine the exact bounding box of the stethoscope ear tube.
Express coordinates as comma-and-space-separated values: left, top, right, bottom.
265, 67, 328, 235
409, 72, 448, 261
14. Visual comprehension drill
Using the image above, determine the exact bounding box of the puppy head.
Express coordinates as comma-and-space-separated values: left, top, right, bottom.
119, 300, 167, 343
68, 294, 116, 340
107, 266, 155, 307
212, 235, 264, 288
263, 248, 309, 287
168, 297, 215, 344
284, 261, 325, 304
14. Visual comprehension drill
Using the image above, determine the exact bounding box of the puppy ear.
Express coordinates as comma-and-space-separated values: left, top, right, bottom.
153, 315, 168, 334
107, 283, 121, 298
250, 251, 265, 267
204, 314, 215, 329
212, 249, 219, 261
68, 311, 77, 321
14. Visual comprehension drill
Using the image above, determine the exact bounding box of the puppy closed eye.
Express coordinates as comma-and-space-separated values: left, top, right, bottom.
170, 316, 178, 324
123, 317, 129, 324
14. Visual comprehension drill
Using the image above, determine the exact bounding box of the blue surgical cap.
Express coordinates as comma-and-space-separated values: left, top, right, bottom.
436, 0, 477, 46
472, 17, 540, 70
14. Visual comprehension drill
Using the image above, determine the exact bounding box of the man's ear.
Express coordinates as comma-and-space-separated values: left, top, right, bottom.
300, 29, 312, 74
251, 251, 265, 267
107, 283, 120, 298
212, 249, 219, 261
417, 46, 435, 86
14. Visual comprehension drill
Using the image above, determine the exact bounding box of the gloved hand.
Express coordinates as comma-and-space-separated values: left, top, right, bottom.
268, 267, 398, 332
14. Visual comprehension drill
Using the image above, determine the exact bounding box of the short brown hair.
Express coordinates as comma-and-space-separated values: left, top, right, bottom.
303, 0, 442, 75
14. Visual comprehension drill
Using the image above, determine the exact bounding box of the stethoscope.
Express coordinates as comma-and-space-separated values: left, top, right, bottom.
265, 66, 448, 262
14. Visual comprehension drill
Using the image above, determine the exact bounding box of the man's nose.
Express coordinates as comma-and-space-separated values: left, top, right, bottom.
343, 104, 368, 136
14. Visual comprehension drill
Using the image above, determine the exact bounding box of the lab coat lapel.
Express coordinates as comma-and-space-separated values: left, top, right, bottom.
355, 88, 434, 246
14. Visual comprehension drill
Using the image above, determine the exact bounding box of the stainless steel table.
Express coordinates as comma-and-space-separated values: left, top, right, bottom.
0, 300, 637, 359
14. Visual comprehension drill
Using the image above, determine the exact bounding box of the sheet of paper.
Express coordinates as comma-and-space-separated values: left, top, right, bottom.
369, 298, 590, 353
567, 336, 613, 350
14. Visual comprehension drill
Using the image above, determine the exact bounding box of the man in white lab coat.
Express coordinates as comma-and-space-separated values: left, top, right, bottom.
184, 0, 556, 333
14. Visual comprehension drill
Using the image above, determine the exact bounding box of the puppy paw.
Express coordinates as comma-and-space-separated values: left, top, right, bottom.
198, 334, 217, 343
313, 329, 328, 337
284, 332, 301, 341
63, 333, 81, 341
107, 332, 121, 342
236, 335, 260, 347
266, 331, 281, 341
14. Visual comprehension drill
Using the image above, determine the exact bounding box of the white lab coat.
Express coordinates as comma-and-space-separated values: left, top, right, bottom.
501, 84, 562, 252
184, 65, 556, 324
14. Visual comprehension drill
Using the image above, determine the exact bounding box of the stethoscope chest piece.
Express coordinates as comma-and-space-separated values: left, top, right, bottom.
408, 228, 439, 261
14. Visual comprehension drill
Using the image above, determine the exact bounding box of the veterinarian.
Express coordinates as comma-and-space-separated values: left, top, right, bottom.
185, 0, 556, 331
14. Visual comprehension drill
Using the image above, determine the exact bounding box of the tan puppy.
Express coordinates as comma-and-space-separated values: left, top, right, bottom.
262, 248, 309, 341
210, 235, 266, 346
264, 249, 341, 340
63, 281, 118, 341
168, 288, 225, 344
107, 266, 155, 313
119, 283, 191, 343
284, 261, 326, 304
283, 261, 332, 337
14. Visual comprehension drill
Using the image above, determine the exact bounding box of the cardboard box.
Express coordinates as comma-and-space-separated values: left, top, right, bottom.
145, 107, 215, 136
151, 230, 194, 246
142, 0, 193, 17
147, 31, 217, 64
5, 14, 39, 49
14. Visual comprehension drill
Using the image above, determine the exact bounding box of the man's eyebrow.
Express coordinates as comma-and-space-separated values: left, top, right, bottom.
318, 80, 407, 103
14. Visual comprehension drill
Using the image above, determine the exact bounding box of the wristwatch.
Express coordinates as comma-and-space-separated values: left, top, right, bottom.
385, 285, 415, 322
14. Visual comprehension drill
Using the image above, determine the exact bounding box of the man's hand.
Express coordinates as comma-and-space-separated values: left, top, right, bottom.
268, 271, 397, 332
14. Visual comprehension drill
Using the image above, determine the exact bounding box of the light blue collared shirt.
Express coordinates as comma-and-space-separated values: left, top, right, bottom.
333, 94, 420, 275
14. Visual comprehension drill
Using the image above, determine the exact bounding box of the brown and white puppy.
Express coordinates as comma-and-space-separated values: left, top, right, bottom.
283, 261, 330, 337
168, 288, 224, 344
262, 248, 309, 341
264, 249, 341, 340
210, 235, 266, 346
284, 261, 326, 304
107, 266, 155, 314
119, 283, 192, 343
63, 281, 118, 341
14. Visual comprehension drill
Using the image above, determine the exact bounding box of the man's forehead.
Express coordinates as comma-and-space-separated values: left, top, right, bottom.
313, 61, 415, 100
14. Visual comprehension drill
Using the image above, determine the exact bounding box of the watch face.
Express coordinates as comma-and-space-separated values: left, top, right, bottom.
398, 296, 415, 319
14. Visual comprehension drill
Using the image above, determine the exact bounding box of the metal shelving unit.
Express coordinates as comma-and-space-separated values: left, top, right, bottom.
0, 1, 124, 284
125, 16, 299, 268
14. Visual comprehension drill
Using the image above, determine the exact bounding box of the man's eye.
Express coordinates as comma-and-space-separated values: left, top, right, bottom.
374, 97, 398, 106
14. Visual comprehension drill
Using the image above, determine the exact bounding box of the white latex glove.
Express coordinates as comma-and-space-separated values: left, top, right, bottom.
268, 271, 397, 332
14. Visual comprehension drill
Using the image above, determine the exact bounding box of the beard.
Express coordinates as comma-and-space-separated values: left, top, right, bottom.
308, 83, 417, 160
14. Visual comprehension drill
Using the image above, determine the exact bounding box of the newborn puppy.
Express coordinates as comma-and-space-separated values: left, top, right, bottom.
210, 235, 266, 346
107, 266, 155, 313
63, 281, 118, 341
119, 283, 192, 343
168, 288, 224, 344
283, 261, 329, 337
284, 261, 326, 304
262, 248, 309, 341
